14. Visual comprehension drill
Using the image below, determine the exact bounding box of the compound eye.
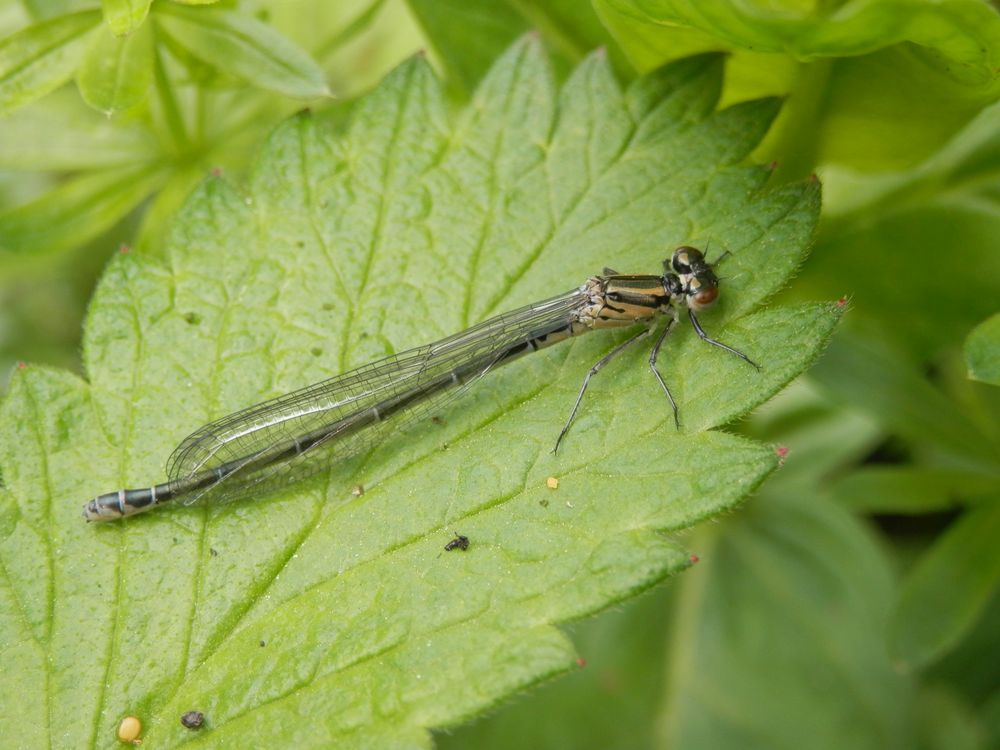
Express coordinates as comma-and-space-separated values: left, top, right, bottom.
691, 286, 718, 309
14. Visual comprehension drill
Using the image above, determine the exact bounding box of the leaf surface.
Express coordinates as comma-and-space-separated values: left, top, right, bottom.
0, 40, 838, 748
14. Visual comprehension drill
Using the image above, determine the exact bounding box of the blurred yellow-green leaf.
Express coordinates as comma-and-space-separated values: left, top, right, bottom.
100, 0, 152, 37
153, 4, 331, 99
76, 20, 153, 114
0, 9, 101, 114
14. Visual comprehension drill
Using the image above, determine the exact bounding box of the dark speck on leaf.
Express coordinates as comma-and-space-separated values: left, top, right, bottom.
209, 548, 218, 557
180, 711, 205, 729
259, 640, 266, 647
183, 312, 201, 325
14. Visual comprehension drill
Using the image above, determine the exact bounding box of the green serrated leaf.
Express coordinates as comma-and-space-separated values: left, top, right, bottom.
101, 0, 151, 36
153, 3, 331, 99
889, 502, 1000, 670
966, 313, 1000, 387
76, 19, 153, 114
0, 9, 101, 114
1, 40, 839, 747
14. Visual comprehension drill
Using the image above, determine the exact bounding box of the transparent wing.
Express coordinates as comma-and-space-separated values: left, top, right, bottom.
165, 287, 590, 506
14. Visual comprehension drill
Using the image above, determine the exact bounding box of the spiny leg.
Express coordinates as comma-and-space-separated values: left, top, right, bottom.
552, 327, 651, 454
687, 308, 760, 370
648, 315, 680, 428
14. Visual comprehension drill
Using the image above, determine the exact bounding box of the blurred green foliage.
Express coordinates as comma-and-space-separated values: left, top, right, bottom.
1, 1, 998, 748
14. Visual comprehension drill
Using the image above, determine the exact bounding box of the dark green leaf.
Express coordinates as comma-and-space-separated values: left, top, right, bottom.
811, 332, 999, 468
966, 313, 1000, 387
0, 9, 101, 114
889, 502, 1000, 670
406, 0, 627, 94
831, 466, 999, 515
407, 0, 528, 93
153, 4, 331, 99
659, 492, 913, 749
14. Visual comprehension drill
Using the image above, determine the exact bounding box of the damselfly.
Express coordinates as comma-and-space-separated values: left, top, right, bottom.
83, 246, 757, 521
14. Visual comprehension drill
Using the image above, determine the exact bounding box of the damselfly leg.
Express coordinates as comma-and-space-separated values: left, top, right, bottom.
687, 308, 760, 370
552, 327, 651, 454
648, 313, 680, 428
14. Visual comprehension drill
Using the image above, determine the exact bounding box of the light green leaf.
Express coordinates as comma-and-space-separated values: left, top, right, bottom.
76, 19, 153, 114
595, 0, 1000, 77
0, 164, 169, 259
0, 89, 157, 170
1, 41, 838, 747
659, 492, 912, 749
593, 0, 1000, 170
0, 9, 101, 114
21, 1, 96, 20
153, 4, 331, 99
101, 0, 151, 36
889, 502, 1000, 670
966, 313, 1000, 387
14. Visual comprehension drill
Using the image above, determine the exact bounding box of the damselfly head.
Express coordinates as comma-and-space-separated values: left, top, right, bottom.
665, 246, 720, 311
